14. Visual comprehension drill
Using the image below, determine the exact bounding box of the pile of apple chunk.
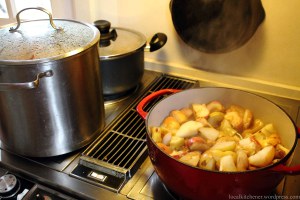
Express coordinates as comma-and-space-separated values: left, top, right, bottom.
151, 101, 289, 172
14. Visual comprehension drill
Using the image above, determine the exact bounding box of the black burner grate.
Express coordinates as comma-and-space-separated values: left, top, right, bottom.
73, 74, 198, 191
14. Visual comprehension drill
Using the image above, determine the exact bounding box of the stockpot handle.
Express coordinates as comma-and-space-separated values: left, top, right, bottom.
145, 33, 168, 52
0, 70, 53, 91
137, 89, 181, 120
9, 7, 62, 32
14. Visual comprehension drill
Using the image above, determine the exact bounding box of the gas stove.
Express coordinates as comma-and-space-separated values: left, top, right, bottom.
0, 70, 299, 200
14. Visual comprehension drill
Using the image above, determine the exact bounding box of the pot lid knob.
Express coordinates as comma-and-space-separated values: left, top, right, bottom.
94, 20, 117, 47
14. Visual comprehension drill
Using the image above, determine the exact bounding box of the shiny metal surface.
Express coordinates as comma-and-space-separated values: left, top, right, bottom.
0, 174, 18, 193
0, 16, 99, 62
0, 44, 105, 157
9, 7, 61, 32
101, 50, 145, 96
0, 70, 53, 90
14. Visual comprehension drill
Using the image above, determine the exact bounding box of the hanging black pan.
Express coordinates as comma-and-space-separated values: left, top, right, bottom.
170, 0, 265, 53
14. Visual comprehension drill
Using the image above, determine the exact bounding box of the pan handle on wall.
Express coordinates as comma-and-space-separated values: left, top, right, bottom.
0, 70, 53, 91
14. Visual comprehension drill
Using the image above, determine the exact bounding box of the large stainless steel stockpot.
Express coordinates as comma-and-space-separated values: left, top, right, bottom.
0, 7, 105, 157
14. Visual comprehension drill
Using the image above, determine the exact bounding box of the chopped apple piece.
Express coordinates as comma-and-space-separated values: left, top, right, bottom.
211, 141, 236, 151
220, 119, 238, 137
236, 150, 249, 171
186, 137, 210, 152
199, 127, 220, 141
195, 117, 210, 127
192, 104, 209, 119
210, 150, 237, 168
242, 119, 264, 138
180, 108, 194, 119
248, 146, 275, 167
226, 105, 245, 116
157, 143, 172, 154
243, 109, 253, 129
275, 144, 289, 159
169, 136, 185, 150
161, 116, 180, 131
170, 110, 188, 124
254, 125, 281, 148
266, 134, 281, 146
179, 151, 201, 167
224, 111, 243, 132
199, 152, 216, 170
162, 132, 172, 145
219, 155, 237, 172
238, 137, 261, 156
216, 136, 240, 143
260, 124, 277, 136
206, 101, 224, 112
208, 111, 224, 128
252, 124, 278, 147
151, 127, 162, 143
176, 121, 203, 138
170, 150, 187, 159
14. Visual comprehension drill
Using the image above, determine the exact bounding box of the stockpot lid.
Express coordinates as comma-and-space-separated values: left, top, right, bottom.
94, 20, 146, 59
0, 7, 100, 64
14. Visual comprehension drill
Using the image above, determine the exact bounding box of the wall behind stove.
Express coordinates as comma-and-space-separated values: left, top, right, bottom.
73, 0, 300, 90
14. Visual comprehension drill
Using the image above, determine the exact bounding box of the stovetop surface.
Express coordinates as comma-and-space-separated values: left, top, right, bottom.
0, 70, 299, 200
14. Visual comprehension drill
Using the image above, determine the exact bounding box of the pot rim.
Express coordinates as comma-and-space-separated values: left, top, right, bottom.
145, 87, 298, 174
99, 27, 146, 59
99, 45, 146, 60
0, 19, 100, 65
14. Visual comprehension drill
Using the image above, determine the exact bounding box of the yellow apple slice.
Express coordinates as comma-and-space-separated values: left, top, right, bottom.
176, 121, 203, 138
248, 146, 275, 167
211, 141, 236, 151
219, 155, 237, 172
179, 151, 201, 167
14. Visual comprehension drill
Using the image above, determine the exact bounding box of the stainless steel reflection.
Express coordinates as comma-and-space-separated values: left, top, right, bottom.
0, 45, 105, 157
0, 8, 104, 157
0, 70, 53, 90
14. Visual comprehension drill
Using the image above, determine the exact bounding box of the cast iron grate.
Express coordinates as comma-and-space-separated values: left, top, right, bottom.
73, 74, 198, 191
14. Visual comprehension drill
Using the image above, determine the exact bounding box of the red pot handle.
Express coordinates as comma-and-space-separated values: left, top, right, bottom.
271, 127, 300, 175
137, 89, 181, 120
271, 163, 300, 175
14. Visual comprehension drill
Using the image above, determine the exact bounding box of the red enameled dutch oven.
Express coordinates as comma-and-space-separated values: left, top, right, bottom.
137, 88, 300, 200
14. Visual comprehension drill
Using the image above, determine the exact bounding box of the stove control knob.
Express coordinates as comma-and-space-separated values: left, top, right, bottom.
0, 174, 20, 198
